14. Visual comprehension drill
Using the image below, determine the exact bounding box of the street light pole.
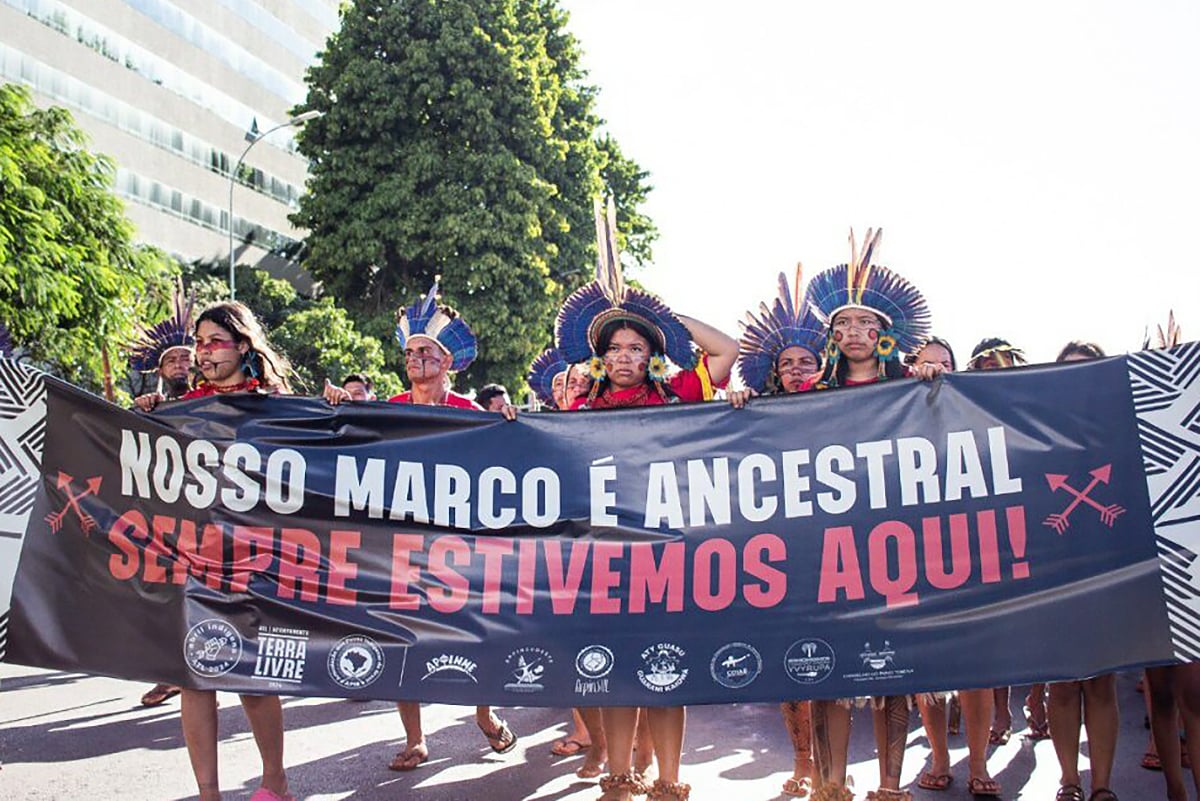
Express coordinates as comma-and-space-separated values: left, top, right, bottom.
227, 109, 322, 300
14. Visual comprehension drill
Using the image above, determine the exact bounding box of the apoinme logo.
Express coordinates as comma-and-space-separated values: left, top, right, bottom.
184, 619, 242, 678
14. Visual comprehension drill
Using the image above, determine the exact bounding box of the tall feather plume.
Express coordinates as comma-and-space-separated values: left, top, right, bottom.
790, 262, 803, 316
594, 197, 625, 304
852, 228, 882, 304
1158, 310, 1182, 349
419, 276, 441, 321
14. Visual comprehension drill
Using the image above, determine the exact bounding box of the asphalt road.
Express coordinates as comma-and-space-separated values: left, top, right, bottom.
0, 665, 1175, 800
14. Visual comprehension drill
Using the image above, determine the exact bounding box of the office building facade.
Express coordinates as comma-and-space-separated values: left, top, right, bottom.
0, 0, 339, 287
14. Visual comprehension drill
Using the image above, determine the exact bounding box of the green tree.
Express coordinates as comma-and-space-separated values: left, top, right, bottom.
293, 0, 655, 390
273, 299, 403, 398
0, 83, 176, 398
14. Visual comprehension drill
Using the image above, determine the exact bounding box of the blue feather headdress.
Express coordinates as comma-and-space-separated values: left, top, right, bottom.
0, 321, 13, 359
555, 198, 695, 369
806, 228, 931, 355
527, 347, 569, 406
395, 277, 478, 373
129, 281, 196, 373
737, 265, 827, 392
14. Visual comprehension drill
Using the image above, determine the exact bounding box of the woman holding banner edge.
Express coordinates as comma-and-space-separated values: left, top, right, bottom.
135, 300, 296, 801
733, 229, 980, 801
728, 265, 826, 797
555, 197, 737, 801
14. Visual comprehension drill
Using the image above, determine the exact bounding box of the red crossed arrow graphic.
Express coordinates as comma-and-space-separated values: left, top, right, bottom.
45, 472, 103, 535
1043, 464, 1126, 534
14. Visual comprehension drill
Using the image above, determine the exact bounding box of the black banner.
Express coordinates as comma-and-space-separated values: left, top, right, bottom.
1, 345, 1198, 705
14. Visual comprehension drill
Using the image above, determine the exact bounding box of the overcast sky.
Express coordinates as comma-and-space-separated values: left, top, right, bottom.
561, 0, 1200, 369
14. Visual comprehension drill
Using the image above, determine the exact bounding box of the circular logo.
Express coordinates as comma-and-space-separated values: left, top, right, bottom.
710, 642, 763, 689
327, 635, 385, 690
575, 645, 615, 680
784, 638, 835, 685
184, 619, 243, 677
637, 642, 688, 693
505, 647, 553, 692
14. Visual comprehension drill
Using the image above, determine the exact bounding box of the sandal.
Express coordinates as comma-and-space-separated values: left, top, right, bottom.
248, 790, 295, 801
987, 727, 1011, 745
647, 779, 691, 801
1088, 791, 1118, 801
1141, 751, 1162, 770
967, 776, 1001, 797
479, 718, 518, 754
388, 742, 429, 771
551, 737, 591, 756
1024, 719, 1051, 740
783, 776, 813, 797
140, 683, 181, 707
1055, 785, 1085, 801
917, 772, 953, 791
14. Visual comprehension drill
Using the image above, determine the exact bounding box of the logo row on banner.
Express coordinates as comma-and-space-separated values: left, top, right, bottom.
185, 618, 918, 701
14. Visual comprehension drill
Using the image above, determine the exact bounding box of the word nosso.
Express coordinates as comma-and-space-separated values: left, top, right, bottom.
118, 430, 560, 527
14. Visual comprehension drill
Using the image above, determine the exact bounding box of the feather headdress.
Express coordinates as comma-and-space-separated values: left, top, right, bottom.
394, 277, 478, 373
555, 197, 695, 369
0, 322, 13, 359
527, 347, 569, 406
737, 264, 826, 392
129, 280, 196, 373
1143, 310, 1182, 350
805, 228, 931, 355
968, 337, 1026, 370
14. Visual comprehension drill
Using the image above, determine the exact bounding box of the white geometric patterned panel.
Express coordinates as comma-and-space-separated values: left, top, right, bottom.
1129, 343, 1200, 661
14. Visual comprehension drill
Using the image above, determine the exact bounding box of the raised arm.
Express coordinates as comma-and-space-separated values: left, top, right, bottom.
677, 314, 738, 386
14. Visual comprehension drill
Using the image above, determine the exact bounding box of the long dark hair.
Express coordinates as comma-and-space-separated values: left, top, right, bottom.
812, 311, 906, 387
593, 318, 678, 401
195, 301, 293, 393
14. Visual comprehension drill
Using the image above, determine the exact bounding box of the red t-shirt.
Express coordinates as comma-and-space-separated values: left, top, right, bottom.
798, 375, 880, 393
571, 354, 727, 409
388, 390, 482, 410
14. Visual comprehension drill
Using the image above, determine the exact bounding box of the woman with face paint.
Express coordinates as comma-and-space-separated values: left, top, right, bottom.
795, 229, 936, 801
135, 301, 295, 801
554, 199, 737, 801
528, 348, 593, 412
728, 266, 826, 796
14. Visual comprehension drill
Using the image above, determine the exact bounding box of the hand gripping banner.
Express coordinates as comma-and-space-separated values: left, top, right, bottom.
1, 346, 1198, 706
